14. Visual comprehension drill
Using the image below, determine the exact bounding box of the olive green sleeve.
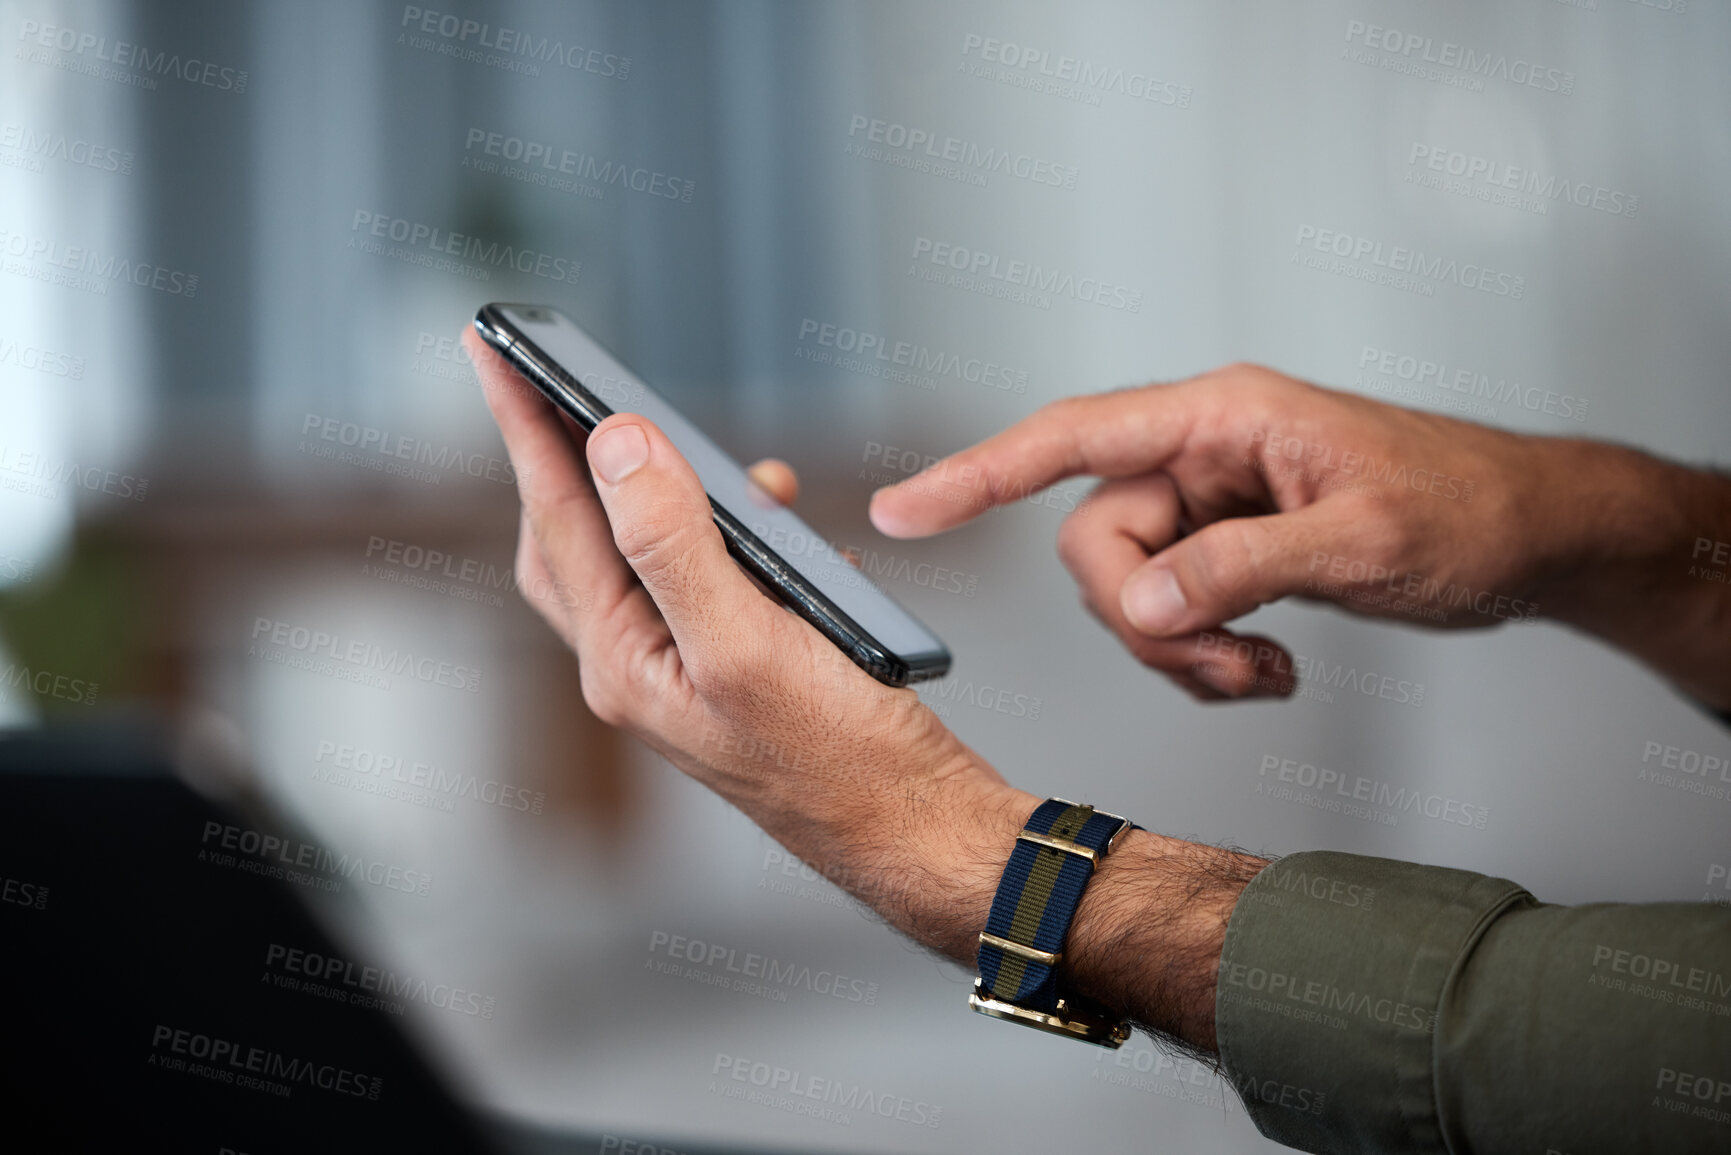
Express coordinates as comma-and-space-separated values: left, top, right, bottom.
1214, 850, 1731, 1154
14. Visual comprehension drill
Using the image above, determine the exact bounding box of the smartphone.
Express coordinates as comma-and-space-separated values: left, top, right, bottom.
473, 303, 951, 687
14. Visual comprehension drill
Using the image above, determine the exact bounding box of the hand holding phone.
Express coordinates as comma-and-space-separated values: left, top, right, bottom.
464, 315, 1028, 990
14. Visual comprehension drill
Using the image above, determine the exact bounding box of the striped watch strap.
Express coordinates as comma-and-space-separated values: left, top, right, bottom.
970, 798, 1135, 1046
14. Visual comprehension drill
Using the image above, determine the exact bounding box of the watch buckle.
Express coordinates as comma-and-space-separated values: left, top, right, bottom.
969, 980, 1131, 1048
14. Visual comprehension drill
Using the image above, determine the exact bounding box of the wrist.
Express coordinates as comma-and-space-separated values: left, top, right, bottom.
1530, 439, 1698, 600
935, 787, 1268, 1055
896, 777, 1040, 966
1062, 830, 1265, 1052
758, 751, 1036, 966
775, 760, 1269, 1054
1529, 439, 1731, 708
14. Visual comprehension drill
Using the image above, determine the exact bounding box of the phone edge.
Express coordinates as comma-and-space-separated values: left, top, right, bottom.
472, 305, 952, 688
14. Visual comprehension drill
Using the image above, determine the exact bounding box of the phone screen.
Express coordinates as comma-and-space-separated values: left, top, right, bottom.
487, 305, 949, 681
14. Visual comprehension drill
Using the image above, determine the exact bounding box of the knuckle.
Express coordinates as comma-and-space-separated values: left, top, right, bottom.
1354, 508, 1416, 568
593, 641, 691, 726
678, 646, 725, 697
1054, 511, 1092, 572
622, 645, 675, 703
579, 672, 625, 727
1229, 361, 1285, 388
684, 643, 764, 712
515, 575, 576, 644
512, 561, 540, 608
1131, 636, 1183, 674
512, 559, 554, 613
1040, 395, 1086, 423
1032, 398, 1092, 479
1206, 361, 1268, 392
1189, 524, 1250, 600
615, 519, 727, 609
1233, 517, 1285, 572
1218, 362, 1310, 412
610, 509, 684, 571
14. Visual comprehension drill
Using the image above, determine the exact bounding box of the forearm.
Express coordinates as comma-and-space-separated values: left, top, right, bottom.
1530, 438, 1731, 710
764, 771, 1262, 1055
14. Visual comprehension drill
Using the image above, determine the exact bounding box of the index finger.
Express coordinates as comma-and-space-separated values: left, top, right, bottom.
867, 381, 1202, 539
464, 326, 590, 501
462, 326, 638, 616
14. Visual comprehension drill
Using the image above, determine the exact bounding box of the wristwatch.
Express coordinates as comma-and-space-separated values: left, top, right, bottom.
969, 797, 1135, 1047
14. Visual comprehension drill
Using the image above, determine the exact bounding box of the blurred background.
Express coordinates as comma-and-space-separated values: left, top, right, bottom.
2, 0, 1728, 1151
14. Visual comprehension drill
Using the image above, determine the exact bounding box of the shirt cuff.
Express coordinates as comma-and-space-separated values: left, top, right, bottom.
1214, 850, 1530, 1154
